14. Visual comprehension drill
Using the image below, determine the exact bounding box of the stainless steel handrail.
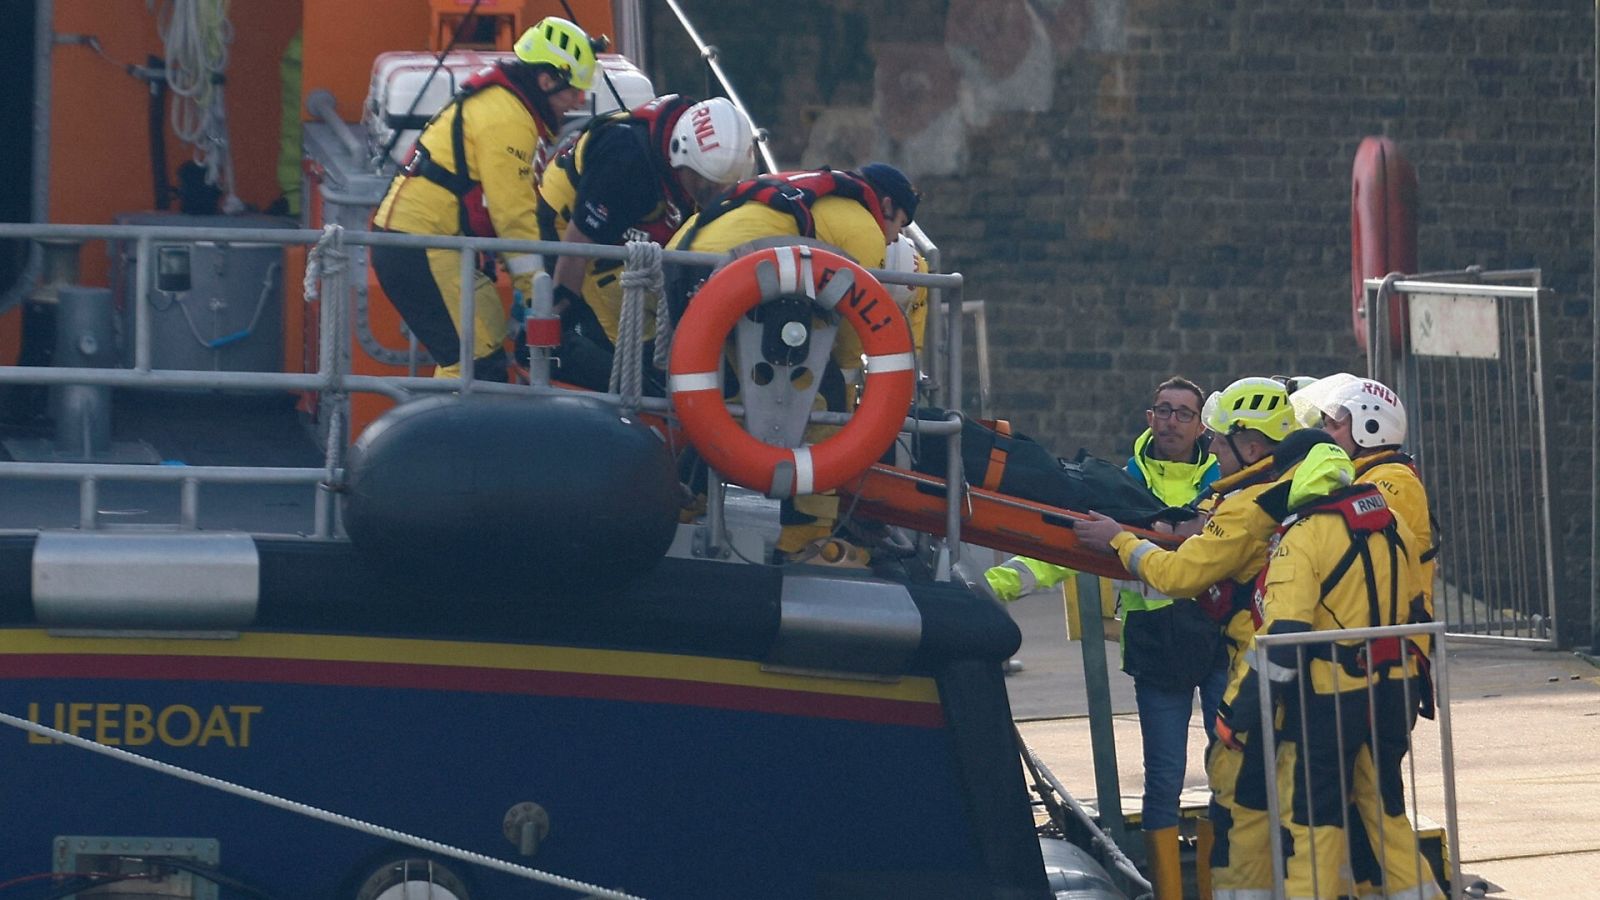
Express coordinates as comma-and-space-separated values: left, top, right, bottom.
1254, 622, 1461, 900
0, 221, 968, 552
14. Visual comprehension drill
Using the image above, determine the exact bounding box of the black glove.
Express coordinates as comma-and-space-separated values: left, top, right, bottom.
555, 285, 613, 350
1216, 670, 1266, 750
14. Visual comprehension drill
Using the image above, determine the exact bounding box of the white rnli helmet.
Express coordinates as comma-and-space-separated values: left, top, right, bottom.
882, 235, 919, 307
1326, 377, 1407, 449
668, 98, 757, 185
1288, 372, 1362, 429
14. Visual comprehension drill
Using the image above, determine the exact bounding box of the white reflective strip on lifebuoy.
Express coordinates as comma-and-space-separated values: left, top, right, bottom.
798, 247, 816, 298
793, 446, 815, 495
865, 352, 916, 374
814, 265, 852, 310
505, 253, 542, 275
776, 247, 799, 295
668, 371, 720, 394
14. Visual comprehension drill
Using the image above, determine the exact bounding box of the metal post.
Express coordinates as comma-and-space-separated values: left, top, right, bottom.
705, 472, 726, 559
970, 301, 992, 420
1593, 2, 1599, 655
134, 236, 153, 371
1434, 634, 1464, 898
458, 249, 476, 390
180, 477, 200, 530
1528, 285, 1560, 643
313, 484, 331, 539
1073, 571, 1127, 847
32, 0, 51, 226
1257, 653, 1287, 894
77, 475, 97, 531
941, 279, 966, 575
51, 286, 115, 456
527, 270, 554, 388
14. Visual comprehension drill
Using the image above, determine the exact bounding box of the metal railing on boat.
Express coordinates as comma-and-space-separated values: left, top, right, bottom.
0, 221, 972, 568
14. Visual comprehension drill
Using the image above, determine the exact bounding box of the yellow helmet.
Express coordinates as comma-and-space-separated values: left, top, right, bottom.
1201, 376, 1298, 441
514, 17, 596, 92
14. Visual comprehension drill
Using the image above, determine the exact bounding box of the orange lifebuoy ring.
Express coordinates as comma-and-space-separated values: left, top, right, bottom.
1351, 136, 1418, 353
668, 245, 917, 497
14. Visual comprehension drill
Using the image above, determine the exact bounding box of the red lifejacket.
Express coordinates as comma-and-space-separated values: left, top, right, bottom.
676, 168, 887, 251
400, 63, 558, 238
1250, 482, 1397, 630
548, 94, 694, 245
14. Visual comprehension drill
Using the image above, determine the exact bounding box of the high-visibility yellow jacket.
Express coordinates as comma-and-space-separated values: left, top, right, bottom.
1249, 483, 1422, 696
1127, 428, 1220, 508
1109, 456, 1278, 601
374, 84, 553, 293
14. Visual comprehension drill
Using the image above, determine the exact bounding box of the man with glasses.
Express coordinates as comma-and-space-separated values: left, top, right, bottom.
984, 376, 1221, 900
1075, 376, 1299, 900
1130, 376, 1220, 506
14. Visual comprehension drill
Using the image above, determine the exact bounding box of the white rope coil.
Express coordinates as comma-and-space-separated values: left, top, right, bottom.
611, 241, 665, 408
152, 0, 240, 209
0, 710, 647, 900
302, 223, 348, 301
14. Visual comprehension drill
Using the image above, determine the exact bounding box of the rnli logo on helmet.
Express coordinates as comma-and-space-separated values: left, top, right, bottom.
691, 105, 722, 152
1362, 381, 1398, 405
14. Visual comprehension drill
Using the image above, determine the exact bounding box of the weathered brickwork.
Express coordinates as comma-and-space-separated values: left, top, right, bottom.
651, 0, 1595, 646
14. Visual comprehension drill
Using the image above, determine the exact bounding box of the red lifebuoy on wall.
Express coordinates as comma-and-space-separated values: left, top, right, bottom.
668, 245, 917, 498
1351, 136, 1419, 352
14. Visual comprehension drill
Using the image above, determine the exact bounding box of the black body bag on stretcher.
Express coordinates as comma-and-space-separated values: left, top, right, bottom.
900, 411, 1196, 529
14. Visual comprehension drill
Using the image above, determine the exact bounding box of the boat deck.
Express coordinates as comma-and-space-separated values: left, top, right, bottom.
0, 388, 325, 534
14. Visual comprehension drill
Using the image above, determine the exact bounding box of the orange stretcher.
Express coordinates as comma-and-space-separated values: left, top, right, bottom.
836, 463, 1183, 581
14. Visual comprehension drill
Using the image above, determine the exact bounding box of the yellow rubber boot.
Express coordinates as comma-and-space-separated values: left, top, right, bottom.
1195, 818, 1214, 900
1144, 826, 1183, 900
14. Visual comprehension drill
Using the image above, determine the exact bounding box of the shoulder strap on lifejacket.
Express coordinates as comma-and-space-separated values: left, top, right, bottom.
1306, 485, 1404, 630
402, 64, 550, 234
552, 94, 694, 221
677, 168, 884, 251
1250, 483, 1399, 628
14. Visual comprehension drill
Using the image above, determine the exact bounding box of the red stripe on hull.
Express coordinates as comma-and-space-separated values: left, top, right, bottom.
0, 654, 945, 729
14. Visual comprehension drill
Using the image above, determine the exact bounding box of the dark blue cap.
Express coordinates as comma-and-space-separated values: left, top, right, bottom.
859, 162, 920, 224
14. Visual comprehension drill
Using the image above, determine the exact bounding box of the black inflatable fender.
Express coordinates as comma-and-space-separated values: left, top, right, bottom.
344, 394, 681, 600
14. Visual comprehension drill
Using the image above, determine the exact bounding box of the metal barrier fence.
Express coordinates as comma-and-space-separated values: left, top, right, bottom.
1256, 622, 1461, 900
0, 222, 977, 565
1365, 273, 1558, 644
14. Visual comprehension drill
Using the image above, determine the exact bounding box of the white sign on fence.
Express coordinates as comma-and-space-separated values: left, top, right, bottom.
1409, 293, 1500, 359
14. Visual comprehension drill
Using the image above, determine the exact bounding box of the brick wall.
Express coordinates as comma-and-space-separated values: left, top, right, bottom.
649, 0, 1596, 647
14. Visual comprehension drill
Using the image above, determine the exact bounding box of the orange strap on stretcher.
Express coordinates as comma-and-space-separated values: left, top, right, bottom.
981, 419, 1012, 491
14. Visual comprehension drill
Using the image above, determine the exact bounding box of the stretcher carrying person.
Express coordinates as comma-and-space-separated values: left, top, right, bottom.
1074, 376, 1299, 899
372, 17, 597, 381
1222, 430, 1443, 900
536, 95, 757, 389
